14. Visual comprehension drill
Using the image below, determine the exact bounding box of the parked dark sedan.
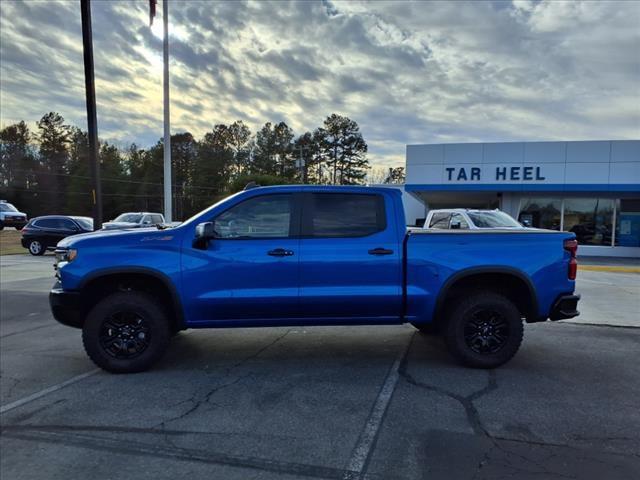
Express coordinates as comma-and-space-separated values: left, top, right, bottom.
21, 216, 93, 255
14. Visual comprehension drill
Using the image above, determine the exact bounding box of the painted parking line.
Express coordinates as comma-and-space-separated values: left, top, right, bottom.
579, 265, 640, 273
342, 337, 412, 479
0, 368, 100, 415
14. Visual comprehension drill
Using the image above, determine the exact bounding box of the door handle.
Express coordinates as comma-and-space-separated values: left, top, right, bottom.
268, 248, 294, 257
368, 247, 394, 256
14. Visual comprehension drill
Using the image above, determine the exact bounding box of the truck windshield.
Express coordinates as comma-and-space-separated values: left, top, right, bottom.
468, 211, 521, 228
72, 217, 94, 230
0, 203, 18, 212
114, 213, 143, 223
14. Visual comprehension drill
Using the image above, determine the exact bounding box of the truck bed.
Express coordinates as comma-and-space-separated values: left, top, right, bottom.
404, 228, 576, 323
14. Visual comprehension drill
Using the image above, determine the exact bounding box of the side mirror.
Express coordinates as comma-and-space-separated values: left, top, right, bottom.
522, 219, 531, 227
193, 222, 215, 249
450, 220, 461, 230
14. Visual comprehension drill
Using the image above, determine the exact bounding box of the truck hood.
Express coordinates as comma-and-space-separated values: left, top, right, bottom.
101, 221, 139, 230
57, 226, 177, 249
1, 210, 27, 218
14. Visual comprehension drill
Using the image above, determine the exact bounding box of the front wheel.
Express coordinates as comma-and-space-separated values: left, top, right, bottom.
28, 239, 45, 256
82, 292, 170, 373
444, 292, 523, 369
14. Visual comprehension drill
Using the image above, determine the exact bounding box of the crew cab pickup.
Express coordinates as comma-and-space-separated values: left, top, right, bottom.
50, 185, 580, 373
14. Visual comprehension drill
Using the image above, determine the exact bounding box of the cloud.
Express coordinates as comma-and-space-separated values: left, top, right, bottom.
1, 0, 638, 168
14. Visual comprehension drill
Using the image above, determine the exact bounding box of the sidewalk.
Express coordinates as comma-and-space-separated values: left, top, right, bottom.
578, 256, 640, 273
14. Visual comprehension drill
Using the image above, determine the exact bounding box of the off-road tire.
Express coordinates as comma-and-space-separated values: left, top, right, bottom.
444, 291, 523, 369
82, 292, 170, 373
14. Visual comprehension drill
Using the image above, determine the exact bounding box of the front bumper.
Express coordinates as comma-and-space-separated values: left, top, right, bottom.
2, 217, 27, 227
549, 294, 580, 320
49, 283, 83, 328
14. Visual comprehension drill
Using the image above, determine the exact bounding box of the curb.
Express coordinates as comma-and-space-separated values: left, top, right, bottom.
579, 265, 640, 273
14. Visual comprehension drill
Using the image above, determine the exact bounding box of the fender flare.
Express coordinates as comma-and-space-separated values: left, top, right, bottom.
433, 266, 539, 321
78, 267, 186, 329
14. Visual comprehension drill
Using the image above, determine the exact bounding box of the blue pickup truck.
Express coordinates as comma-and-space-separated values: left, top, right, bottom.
50, 185, 580, 373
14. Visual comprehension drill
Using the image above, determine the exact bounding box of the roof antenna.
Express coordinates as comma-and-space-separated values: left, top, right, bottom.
244, 181, 260, 190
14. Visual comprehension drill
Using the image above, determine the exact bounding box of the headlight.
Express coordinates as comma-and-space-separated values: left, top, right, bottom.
55, 248, 78, 264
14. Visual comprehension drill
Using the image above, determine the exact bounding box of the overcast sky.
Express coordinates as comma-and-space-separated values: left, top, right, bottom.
1, 0, 638, 167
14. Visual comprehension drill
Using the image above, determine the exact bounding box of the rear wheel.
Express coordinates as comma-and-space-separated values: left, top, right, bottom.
0, 221, 4, 230
82, 292, 170, 373
444, 291, 523, 369
28, 239, 45, 256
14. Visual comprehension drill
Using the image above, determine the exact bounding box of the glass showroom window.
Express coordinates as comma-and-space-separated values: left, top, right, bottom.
563, 198, 615, 246
518, 198, 562, 230
614, 199, 640, 247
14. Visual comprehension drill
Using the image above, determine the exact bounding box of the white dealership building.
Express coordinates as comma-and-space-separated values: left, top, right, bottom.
404, 140, 640, 257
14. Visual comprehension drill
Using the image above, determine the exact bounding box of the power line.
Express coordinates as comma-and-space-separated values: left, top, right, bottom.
6, 168, 223, 191
1, 185, 219, 200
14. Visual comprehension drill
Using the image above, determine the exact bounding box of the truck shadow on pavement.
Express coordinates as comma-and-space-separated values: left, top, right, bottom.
2, 324, 639, 480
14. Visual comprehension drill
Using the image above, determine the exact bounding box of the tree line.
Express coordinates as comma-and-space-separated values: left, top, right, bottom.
0, 112, 394, 221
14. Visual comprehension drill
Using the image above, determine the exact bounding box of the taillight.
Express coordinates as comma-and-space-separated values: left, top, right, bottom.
564, 239, 578, 280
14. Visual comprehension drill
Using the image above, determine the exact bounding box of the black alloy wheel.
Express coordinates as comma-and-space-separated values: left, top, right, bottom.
444, 291, 523, 369
99, 311, 151, 359
82, 291, 170, 373
463, 309, 509, 354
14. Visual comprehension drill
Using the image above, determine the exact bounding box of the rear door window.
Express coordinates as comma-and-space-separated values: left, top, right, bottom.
34, 218, 58, 229
304, 193, 385, 238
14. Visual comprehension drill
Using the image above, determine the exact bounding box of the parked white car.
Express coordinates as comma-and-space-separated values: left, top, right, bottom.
423, 209, 526, 230
102, 212, 165, 230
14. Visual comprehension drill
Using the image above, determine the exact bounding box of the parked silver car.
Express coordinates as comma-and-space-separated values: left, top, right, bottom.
102, 212, 165, 230
0, 200, 28, 230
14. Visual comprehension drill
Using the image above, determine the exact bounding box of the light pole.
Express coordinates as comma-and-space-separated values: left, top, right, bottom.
162, 0, 172, 222
297, 144, 310, 184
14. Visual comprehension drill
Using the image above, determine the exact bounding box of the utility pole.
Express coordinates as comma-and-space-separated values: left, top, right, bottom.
298, 145, 307, 184
80, 0, 102, 230
163, 0, 172, 222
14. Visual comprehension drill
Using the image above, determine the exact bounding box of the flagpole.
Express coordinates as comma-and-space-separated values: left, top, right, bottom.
163, 0, 172, 222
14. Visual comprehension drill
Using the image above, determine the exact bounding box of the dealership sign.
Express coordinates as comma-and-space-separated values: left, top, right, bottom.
444, 166, 546, 182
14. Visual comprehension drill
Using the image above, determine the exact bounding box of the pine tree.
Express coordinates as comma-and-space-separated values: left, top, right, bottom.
0, 121, 37, 214
252, 122, 295, 178
227, 121, 251, 178
319, 114, 368, 185
36, 112, 71, 213
65, 127, 91, 215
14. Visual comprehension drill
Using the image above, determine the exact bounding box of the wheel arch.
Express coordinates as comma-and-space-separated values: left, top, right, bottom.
434, 266, 539, 324
78, 267, 185, 331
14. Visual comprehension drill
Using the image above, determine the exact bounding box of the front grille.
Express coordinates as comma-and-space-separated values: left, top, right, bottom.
54, 248, 68, 278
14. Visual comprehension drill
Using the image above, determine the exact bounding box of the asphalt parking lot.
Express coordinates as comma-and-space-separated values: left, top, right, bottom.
1, 254, 639, 479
